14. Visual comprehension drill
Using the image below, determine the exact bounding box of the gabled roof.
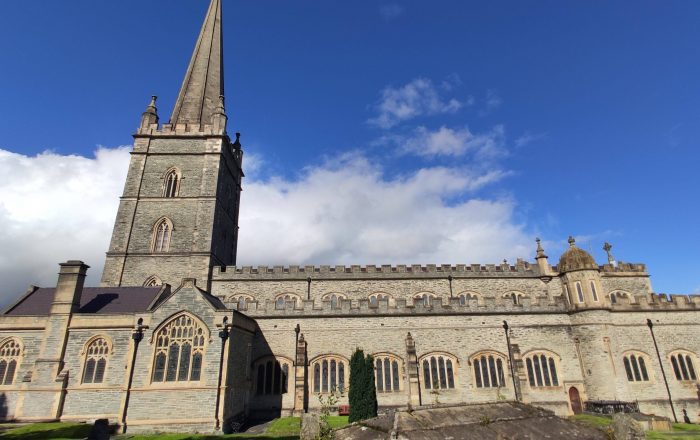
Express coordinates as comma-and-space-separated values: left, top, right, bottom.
3, 286, 165, 316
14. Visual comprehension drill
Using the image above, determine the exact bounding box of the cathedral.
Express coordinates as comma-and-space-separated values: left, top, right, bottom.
0, 0, 698, 434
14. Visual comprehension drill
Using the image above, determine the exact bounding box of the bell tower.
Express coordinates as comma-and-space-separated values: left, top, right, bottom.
101, 0, 243, 290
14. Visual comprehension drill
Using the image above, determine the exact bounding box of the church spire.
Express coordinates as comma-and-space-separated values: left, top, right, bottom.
170, 0, 224, 127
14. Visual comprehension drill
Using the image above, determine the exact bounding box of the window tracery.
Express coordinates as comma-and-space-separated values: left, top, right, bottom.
414, 293, 440, 307
471, 351, 506, 388
311, 355, 348, 393
229, 294, 253, 310
152, 218, 173, 252
163, 168, 181, 198
374, 354, 402, 392
457, 292, 480, 305
369, 292, 392, 307
670, 351, 698, 382
622, 352, 650, 382
152, 313, 207, 383
275, 293, 300, 309
322, 293, 346, 309
525, 351, 560, 387
144, 276, 162, 287
421, 353, 456, 390
254, 357, 291, 395
0, 339, 22, 385
82, 337, 110, 384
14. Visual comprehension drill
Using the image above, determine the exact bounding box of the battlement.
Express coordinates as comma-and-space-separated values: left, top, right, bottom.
135, 122, 227, 138
600, 262, 647, 273
607, 293, 700, 311
222, 294, 568, 317
212, 260, 548, 281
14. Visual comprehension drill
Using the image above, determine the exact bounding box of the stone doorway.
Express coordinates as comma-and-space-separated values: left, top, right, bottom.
569, 386, 583, 414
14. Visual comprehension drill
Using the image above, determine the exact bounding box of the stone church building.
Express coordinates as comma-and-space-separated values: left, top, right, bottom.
1, 0, 698, 433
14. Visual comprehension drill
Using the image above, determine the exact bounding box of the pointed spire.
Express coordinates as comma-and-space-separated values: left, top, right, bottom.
170, 0, 224, 127
140, 95, 159, 130
535, 237, 547, 259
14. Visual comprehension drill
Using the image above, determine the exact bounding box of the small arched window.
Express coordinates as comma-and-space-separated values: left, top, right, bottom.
504, 292, 526, 305
152, 218, 173, 252
609, 291, 629, 304
590, 282, 599, 302
0, 339, 22, 385
275, 294, 300, 309
421, 353, 456, 390
458, 292, 480, 305
576, 283, 584, 303
311, 355, 348, 393
670, 351, 698, 382
152, 313, 207, 383
471, 352, 506, 389
229, 294, 253, 310
82, 337, 110, 384
143, 276, 162, 287
525, 351, 560, 387
254, 357, 291, 395
414, 293, 440, 307
322, 293, 346, 309
374, 354, 403, 393
369, 293, 392, 307
623, 352, 650, 382
163, 168, 180, 198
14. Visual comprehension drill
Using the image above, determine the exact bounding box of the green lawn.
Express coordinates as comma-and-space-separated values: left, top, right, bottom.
0, 422, 91, 440
647, 423, 700, 439
569, 414, 613, 429
325, 416, 349, 429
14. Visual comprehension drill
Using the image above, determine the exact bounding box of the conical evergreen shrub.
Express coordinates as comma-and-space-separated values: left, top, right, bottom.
348, 348, 378, 422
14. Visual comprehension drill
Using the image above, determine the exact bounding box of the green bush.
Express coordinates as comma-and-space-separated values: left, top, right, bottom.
348, 348, 378, 423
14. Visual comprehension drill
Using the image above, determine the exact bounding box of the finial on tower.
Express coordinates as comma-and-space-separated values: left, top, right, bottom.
603, 242, 616, 265
535, 237, 547, 259
568, 236, 576, 247
139, 95, 159, 130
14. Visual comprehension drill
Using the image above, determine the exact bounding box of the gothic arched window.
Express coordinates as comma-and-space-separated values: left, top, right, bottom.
525, 351, 560, 387
421, 353, 456, 390
670, 351, 698, 382
575, 282, 585, 303
163, 168, 181, 198
623, 352, 650, 382
0, 339, 22, 385
458, 292, 480, 305
590, 282, 599, 302
82, 337, 110, 384
311, 355, 348, 393
143, 276, 162, 287
275, 293, 300, 309
152, 313, 207, 383
229, 294, 253, 310
322, 293, 346, 309
369, 293, 392, 307
471, 351, 506, 389
504, 292, 526, 305
374, 354, 402, 392
152, 218, 173, 252
414, 293, 440, 307
254, 357, 291, 395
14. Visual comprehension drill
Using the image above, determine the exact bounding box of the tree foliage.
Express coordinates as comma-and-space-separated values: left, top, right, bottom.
348, 348, 378, 422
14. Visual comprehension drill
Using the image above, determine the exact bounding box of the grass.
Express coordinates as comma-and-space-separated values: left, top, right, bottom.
264, 417, 300, 435
0, 422, 91, 440
569, 413, 613, 429
647, 423, 700, 439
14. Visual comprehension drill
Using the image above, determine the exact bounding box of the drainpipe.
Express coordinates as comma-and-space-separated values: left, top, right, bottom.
647, 319, 677, 422
215, 317, 230, 430
503, 321, 520, 401
122, 319, 144, 433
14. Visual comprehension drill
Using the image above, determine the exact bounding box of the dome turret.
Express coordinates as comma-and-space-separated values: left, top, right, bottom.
558, 236, 598, 273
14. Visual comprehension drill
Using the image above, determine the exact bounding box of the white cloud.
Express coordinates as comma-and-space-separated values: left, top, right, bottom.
237, 153, 532, 266
368, 78, 463, 129
514, 132, 547, 148
0, 147, 131, 303
379, 3, 404, 20
399, 125, 507, 159
480, 89, 502, 115
0, 146, 535, 307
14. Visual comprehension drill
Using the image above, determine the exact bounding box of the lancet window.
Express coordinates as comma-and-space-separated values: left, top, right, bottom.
163, 168, 181, 198
472, 352, 506, 388
254, 357, 290, 395
369, 293, 392, 307
623, 352, 650, 382
525, 352, 560, 387
82, 337, 110, 384
421, 353, 456, 390
275, 294, 300, 309
0, 339, 22, 385
152, 314, 207, 383
576, 282, 584, 303
414, 293, 440, 307
322, 293, 346, 309
670, 351, 697, 382
312, 356, 348, 393
374, 354, 402, 392
152, 218, 173, 252
590, 281, 599, 302
458, 292, 480, 305
230, 294, 253, 310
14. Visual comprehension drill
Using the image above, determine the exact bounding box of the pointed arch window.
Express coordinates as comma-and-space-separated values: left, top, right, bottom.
421, 353, 456, 390
525, 351, 560, 387
670, 351, 698, 382
414, 293, 440, 307
622, 352, 650, 382
576, 282, 585, 303
144, 276, 162, 287
374, 354, 403, 392
152, 314, 207, 383
369, 293, 392, 307
163, 168, 181, 198
253, 357, 291, 395
152, 218, 173, 252
322, 293, 346, 309
590, 282, 599, 302
0, 339, 22, 385
458, 292, 480, 305
275, 293, 300, 309
82, 337, 110, 384
471, 352, 506, 389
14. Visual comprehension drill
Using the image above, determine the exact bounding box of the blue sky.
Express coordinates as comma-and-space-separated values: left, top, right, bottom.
0, 1, 698, 297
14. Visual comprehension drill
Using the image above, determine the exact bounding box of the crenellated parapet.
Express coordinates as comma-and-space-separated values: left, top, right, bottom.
135, 121, 229, 138
600, 262, 647, 273
607, 292, 700, 311
222, 294, 569, 317
213, 260, 544, 281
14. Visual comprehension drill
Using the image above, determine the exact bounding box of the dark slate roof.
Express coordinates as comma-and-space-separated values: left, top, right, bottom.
4, 286, 163, 316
